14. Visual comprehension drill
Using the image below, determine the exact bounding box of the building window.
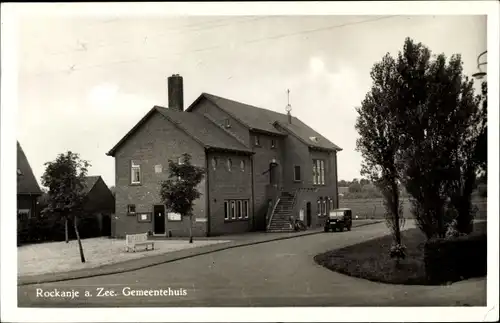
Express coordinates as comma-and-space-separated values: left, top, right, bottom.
127, 204, 136, 215
271, 139, 276, 149
237, 200, 242, 219
317, 199, 321, 216
243, 200, 249, 218
323, 199, 327, 215
230, 201, 236, 219
312, 159, 325, 185
224, 201, 229, 220
227, 158, 232, 172
178, 156, 184, 165
212, 157, 218, 170
294, 166, 301, 182
154, 164, 163, 173
131, 160, 141, 184
224, 118, 231, 128
17, 169, 23, 176
18, 209, 31, 220
240, 160, 245, 172
254, 135, 260, 146
224, 199, 250, 221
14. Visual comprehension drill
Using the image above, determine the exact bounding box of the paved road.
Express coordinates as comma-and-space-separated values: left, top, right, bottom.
18, 221, 486, 307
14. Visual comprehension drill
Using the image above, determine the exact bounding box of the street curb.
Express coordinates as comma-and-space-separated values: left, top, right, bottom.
18, 220, 382, 286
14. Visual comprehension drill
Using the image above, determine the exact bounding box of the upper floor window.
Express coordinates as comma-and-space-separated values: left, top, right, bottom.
224, 118, 231, 128
271, 139, 276, 149
254, 135, 260, 147
294, 165, 301, 182
131, 160, 141, 184
312, 159, 325, 185
178, 156, 184, 165
127, 204, 136, 215
227, 158, 233, 172
211, 157, 218, 170
240, 160, 245, 172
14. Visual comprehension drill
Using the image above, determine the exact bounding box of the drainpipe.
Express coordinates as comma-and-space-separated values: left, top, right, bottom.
205, 152, 211, 237
335, 151, 339, 208
251, 155, 255, 231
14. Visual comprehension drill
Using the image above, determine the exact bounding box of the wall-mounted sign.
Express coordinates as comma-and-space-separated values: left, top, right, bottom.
167, 212, 182, 221
155, 164, 163, 173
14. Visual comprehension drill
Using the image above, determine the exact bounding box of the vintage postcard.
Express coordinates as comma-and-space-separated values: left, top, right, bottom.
1, 1, 499, 322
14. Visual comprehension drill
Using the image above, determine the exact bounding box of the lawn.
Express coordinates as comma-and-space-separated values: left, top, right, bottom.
314, 221, 487, 285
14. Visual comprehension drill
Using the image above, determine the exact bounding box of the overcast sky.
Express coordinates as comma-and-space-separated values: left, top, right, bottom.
17, 14, 486, 188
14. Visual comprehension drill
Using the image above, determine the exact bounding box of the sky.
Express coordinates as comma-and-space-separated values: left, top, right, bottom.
17, 14, 486, 188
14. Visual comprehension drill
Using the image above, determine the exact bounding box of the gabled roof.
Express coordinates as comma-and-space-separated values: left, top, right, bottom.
274, 120, 342, 151
82, 176, 101, 195
17, 141, 42, 195
107, 106, 253, 157
187, 93, 342, 151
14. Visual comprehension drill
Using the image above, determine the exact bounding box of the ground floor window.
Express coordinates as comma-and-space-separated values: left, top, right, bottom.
224, 199, 250, 222
18, 209, 31, 220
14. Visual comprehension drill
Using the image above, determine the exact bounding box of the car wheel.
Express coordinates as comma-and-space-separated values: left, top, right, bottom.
324, 227, 329, 232
347, 225, 352, 231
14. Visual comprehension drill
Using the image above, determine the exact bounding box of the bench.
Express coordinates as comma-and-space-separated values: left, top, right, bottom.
125, 233, 155, 252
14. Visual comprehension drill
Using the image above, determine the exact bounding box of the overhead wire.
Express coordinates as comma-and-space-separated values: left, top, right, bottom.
24, 15, 401, 78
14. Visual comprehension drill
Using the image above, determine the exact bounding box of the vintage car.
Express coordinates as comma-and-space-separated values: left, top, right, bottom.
324, 208, 353, 232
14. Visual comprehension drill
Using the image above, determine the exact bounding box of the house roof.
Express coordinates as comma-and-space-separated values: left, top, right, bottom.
107, 106, 253, 156
17, 141, 42, 195
187, 93, 342, 151
82, 176, 101, 195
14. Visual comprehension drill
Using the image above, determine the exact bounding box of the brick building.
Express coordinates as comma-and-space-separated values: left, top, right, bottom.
107, 75, 342, 238
82, 176, 115, 237
17, 141, 42, 219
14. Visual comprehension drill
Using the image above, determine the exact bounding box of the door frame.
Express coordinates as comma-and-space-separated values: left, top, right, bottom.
306, 202, 312, 227
152, 204, 167, 236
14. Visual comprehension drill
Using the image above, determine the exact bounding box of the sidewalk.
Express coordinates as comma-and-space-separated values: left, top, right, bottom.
18, 219, 382, 286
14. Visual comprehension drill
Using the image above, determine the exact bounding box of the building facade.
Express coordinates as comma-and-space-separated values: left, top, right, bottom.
108, 75, 342, 238
17, 141, 42, 220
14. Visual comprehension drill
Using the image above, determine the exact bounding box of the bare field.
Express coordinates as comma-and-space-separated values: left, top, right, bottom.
339, 198, 487, 220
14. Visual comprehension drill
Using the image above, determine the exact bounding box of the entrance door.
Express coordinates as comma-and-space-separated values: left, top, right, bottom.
269, 163, 278, 186
153, 205, 166, 235
306, 202, 312, 227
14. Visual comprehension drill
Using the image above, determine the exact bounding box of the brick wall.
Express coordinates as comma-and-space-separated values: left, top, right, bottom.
190, 98, 250, 146
112, 111, 208, 238
250, 131, 285, 230
206, 151, 253, 235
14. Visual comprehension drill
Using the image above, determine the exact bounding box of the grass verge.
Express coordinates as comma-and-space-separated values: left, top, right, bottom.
314, 221, 487, 285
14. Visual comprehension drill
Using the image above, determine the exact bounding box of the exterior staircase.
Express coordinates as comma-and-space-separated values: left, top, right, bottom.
267, 191, 296, 233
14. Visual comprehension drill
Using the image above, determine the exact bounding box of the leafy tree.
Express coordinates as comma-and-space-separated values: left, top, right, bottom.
41, 151, 90, 263
338, 180, 349, 187
356, 52, 405, 261
160, 153, 205, 243
393, 38, 486, 238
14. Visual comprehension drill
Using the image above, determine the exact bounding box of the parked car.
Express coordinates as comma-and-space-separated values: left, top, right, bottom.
324, 208, 352, 232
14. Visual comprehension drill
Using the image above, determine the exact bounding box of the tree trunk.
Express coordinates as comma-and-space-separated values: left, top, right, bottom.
64, 217, 69, 243
73, 216, 86, 263
391, 181, 402, 245
189, 213, 193, 244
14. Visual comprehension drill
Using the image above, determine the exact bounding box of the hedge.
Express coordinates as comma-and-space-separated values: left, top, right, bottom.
424, 232, 487, 285
17, 213, 103, 245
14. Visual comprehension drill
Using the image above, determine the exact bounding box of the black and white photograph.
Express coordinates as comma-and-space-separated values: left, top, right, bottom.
1, 1, 499, 322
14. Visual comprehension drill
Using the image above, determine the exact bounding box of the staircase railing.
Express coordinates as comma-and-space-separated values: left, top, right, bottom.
266, 197, 280, 231
289, 189, 299, 228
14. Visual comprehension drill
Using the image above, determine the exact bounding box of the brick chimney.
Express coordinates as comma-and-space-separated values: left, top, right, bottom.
168, 74, 184, 111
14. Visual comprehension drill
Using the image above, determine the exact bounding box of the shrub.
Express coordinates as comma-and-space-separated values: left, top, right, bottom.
424, 232, 486, 285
